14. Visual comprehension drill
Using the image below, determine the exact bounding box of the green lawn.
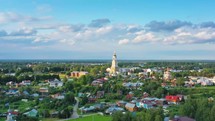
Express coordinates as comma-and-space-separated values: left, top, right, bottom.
41, 118, 59, 121
69, 115, 112, 121
0, 117, 6, 121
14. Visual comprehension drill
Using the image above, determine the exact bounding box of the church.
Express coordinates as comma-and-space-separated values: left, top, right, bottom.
106, 51, 119, 76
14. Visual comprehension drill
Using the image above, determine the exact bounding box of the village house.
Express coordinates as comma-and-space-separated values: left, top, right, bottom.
116, 100, 127, 107
165, 95, 180, 104
20, 80, 31, 86
6, 88, 19, 96
140, 101, 154, 109
155, 98, 167, 106
49, 78, 63, 87
126, 92, 134, 100
6, 81, 17, 86
39, 87, 49, 97
184, 80, 196, 87
81, 106, 95, 113
22, 90, 30, 96
136, 98, 156, 109
91, 80, 103, 87
93, 103, 105, 110
96, 91, 105, 98
105, 106, 124, 114
88, 95, 97, 103
125, 103, 138, 112
31, 93, 39, 97
143, 92, 149, 98
138, 72, 148, 78
136, 97, 167, 109
119, 68, 130, 74
78, 92, 85, 97
187, 76, 215, 86
122, 81, 143, 89
23, 109, 38, 117
51, 93, 65, 99
197, 77, 213, 86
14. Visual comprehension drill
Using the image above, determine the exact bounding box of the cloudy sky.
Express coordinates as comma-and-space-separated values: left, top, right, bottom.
0, 0, 215, 60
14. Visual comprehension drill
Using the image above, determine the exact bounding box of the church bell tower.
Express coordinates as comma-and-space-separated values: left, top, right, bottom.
110, 51, 118, 74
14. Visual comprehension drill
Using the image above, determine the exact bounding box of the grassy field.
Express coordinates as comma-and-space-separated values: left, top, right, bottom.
41, 118, 59, 121
0, 118, 6, 121
69, 115, 112, 121
169, 86, 215, 97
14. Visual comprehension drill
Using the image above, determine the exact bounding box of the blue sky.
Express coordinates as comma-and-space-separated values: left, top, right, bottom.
0, 0, 215, 59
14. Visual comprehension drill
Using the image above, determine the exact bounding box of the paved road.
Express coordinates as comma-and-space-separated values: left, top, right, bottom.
60, 97, 104, 121
71, 97, 79, 119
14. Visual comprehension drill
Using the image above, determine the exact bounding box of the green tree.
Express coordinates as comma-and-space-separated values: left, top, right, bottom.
155, 115, 162, 121
80, 96, 88, 105
62, 76, 68, 83
112, 111, 123, 121
144, 111, 152, 121
64, 92, 75, 104
176, 77, 185, 86
64, 81, 74, 91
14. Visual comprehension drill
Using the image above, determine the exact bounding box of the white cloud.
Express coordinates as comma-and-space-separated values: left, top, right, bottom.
132, 32, 157, 43
0, 12, 51, 24
1, 16, 215, 51
118, 39, 130, 45
10, 28, 37, 36
0, 12, 21, 24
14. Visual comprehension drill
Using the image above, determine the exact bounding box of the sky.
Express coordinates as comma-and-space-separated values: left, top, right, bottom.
0, 0, 215, 60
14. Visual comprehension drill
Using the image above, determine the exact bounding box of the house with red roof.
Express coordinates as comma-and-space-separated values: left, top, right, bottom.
165, 95, 180, 104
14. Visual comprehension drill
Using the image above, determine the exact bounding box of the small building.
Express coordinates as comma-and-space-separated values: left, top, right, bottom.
39, 87, 49, 96
136, 99, 154, 109
21, 80, 31, 86
96, 91, 105, 98
105, 106, 124, 114
126, 92, 134, 100
51, 93, 65, 99
22, 90, 30, 96
82, 106, 95, 113
116, 100, 127, 107
23, 109, 38, 117
165, 95, 180, 104
32, 93, 39, 97
155, 98, 167, 106
91, 80, 103, 87
88, 95, 97, 103
122, 82, 143, 89
6, 88, 19, 95
70, 71, 88, 78
143, 92, 149, 98
125, 103, 138, 112
143, 102, 154, 109
49, 78, 63, 87
93, 103, 105, 110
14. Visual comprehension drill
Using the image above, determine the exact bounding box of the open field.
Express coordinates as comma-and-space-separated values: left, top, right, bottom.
68, 115, 111, 121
